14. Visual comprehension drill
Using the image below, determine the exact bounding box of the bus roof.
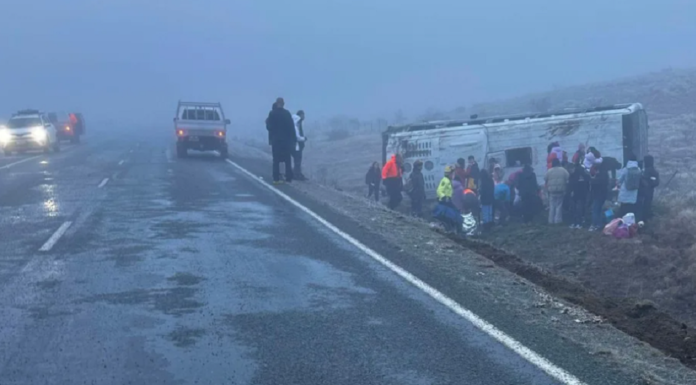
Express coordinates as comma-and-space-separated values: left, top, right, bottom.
384, 103, 643, 135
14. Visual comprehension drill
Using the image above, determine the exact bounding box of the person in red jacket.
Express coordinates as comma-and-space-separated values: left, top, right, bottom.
382, 154, 404, 209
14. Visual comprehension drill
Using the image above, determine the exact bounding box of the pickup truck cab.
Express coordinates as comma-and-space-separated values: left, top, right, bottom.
173, 101, 230, 158
0, 110, 60, 155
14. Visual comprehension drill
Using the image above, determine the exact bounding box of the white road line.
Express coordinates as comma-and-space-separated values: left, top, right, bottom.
225, 159, 585, 385
98, 178, 109, 188
39, 221, 73, 252
118, 160, 125, 166
0, 155, 43, 170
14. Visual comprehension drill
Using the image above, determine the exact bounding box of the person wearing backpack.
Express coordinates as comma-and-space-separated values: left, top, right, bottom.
617, 155, 641, 217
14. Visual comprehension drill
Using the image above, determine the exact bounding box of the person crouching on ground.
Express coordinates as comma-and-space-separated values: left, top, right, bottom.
407, 160, 426, 217
479, 169, 495, 231
434, 166, 463, 232
365, 161, 381, 201
569, 161, 590, 229
545, 158, 569, 224
382, 154, 404, 209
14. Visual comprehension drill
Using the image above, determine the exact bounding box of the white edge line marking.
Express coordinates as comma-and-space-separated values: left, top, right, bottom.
118, 160, 125, 166
98, 178, 109, 188
39, 221, 73, 252
225, 159, 586, 385
0, 155, 43, 170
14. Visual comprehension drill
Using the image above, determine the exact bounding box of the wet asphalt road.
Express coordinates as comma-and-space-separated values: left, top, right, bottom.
0, 130, 635, 384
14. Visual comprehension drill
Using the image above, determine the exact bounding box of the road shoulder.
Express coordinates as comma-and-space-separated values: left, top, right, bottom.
228, 144, 696, 385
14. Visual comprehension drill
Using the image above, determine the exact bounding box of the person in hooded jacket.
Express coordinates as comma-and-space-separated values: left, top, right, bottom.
517, 164, 540, 223
407, 160, 426, 216
266, 98, 297, 184
451, 177, 465, 212
365, 162, 381, 201
638, 155, 660, 221
479, 170, 495, 230
494, 180, 511, 224
382, 154, 404, 209
617, 155, 641, 217
569, 162, 590, 228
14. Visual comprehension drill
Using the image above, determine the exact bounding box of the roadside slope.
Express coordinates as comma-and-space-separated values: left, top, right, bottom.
229, 142, 696, 385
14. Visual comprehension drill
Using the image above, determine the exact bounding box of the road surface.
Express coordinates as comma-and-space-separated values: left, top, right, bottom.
0, 129, 641, 384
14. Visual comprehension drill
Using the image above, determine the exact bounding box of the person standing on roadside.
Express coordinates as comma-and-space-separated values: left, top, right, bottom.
589, 161, 610, 231
572, 143, 586, 164
479, 169, 495, 231
545, 158, 570, 224
365, 162, 382, 202
616, 155, 641, 217
638, 155, 660, 221
406, 160, 426, 216
292, 110, 308, 181
382, 153, 404, 209
266, 97, 296, 184
517, 164, 540, 223
465, 155, 480, 192
569, 162, 590, 228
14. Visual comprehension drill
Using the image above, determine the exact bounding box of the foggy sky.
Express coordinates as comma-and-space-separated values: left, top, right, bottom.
1, 0, 694, 130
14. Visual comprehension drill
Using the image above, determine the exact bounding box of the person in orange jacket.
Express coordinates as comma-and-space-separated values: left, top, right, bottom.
382, 154, 404, 209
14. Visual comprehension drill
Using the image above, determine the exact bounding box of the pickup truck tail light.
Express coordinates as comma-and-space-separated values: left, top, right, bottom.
176, 129, 186, 137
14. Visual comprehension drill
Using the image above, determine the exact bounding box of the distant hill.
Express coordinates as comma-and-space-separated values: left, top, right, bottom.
463, 67, 696, 120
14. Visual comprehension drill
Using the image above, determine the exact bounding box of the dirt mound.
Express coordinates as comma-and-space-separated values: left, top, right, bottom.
456, 233, 696, 368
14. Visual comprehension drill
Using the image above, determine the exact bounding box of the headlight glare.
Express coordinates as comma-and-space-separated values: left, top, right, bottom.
31, 127, 47, 142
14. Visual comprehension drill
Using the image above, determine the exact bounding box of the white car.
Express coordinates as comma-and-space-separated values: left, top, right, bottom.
0, 111, 60, 156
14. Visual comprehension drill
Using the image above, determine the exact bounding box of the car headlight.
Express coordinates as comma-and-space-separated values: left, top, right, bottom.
0, 129, 11, 144
31, 127, 47, 142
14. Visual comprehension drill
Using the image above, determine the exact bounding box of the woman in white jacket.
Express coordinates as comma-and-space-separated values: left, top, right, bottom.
292, 110, 307, 181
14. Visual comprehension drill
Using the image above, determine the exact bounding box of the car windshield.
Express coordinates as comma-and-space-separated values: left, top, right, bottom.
6, 117, 42, 128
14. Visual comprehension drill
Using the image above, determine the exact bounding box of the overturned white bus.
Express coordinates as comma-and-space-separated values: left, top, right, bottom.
382, 103, 648, 198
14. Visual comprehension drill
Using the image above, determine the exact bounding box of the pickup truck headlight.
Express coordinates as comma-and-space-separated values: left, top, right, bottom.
0, 129, 11, 145
31, 127, 47, 143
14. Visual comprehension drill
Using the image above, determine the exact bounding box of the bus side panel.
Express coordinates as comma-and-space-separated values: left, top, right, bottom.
486, 113, 623, 186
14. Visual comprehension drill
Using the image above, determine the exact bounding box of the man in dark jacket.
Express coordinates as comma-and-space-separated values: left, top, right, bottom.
569, 162, 590, 228
517, 164, 539, 223
266, 98, 296, 184
479, 170, 495, 231
639, 155, 660, 221
589, 162, 610, 231
407, 160, 426, 216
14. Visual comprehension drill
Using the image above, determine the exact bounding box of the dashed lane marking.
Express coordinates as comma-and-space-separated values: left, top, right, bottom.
225, 158, 586, 385
39, 221, 73, 252
98, 178, 109, 188
0, 155, 43, 170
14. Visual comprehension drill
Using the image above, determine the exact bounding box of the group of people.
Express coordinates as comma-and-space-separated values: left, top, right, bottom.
265, 97, 308, 183
367, 141, 660, 234
543, 142, 660, 231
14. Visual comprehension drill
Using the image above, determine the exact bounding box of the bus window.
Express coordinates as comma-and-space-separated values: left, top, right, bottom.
505, 147, 532, 167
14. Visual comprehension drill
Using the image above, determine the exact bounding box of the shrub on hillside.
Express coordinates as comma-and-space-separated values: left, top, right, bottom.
326, 128, 352, 141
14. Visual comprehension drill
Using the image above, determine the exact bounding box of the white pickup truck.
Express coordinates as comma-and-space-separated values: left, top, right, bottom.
173, 101, 230, 158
